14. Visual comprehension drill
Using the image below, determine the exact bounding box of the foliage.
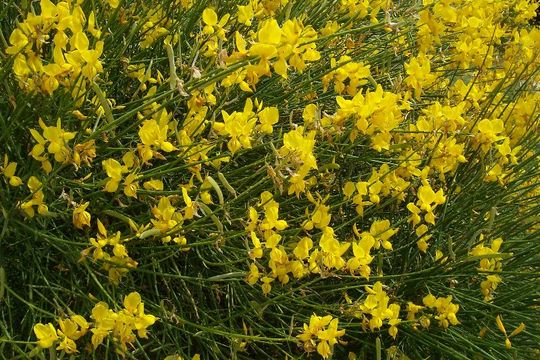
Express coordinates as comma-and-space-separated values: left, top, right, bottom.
0, 0, 539, 359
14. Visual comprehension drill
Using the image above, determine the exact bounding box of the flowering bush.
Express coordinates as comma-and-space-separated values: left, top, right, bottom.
0, 0, 539, 358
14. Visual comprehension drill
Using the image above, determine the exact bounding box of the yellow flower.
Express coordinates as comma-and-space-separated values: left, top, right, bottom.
249, 231, 263, 259
404, 53, 436, 98
237, 3, 254, 26
30, 118, 76, 165
265, 232, 282, 249
200, 7, 230, 56
323, 56, 370, 95
388, 304, 401, 339
297, 314, 344, 358
134, 312, 158, 338
151, 197, 184, 243
139, 6, 172, 48
319, 227, 350, 270
33, 323, 58, 348
143, 179, 164, 191
475, 118, 506, 153
124, 292, 143, 314
258, 191, 288, 231
368, 219, 398, 250
69, 315, 89, 340
356, 281, 398, 331
90, 302, 115, 348
123, 173, 140, 198
55, 315, 88, 354
257, 106, 279, 134
279, 126, 318, 196
317, 340, 331, 359
293, 237, 313, 260
249, 19, 282, 59
317, 318, 345, 345
422, 294, 460, 329
202, 8, 218, 32
213, 98, 258, 154
138, 110, 176, 154
56, 336, 77, 354
5, 28, 29, 55
88, 292, 158, 352
246, 263, 260, 285
106, 0, 120, 8
87, 11, 102, 38
303, 194, 331, 230
261, 276, 274, 295
73, 202, 91, 229
21, 176, 48, 217
102, 159, 125, 192
1, 155, 23, 187
470, 237, 505, 300
346, 229, 375, 278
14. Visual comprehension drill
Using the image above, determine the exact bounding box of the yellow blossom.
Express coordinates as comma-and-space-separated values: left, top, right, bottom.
33, 323, 58, 349
1, 155, 23, 187
73, 202, 91, 229
297, 314, 345, 359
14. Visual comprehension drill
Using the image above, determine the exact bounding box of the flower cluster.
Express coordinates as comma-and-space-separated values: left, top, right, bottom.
2, 0, 539, 358
81, 219, 137, 284
297, 314, 345, 359
33, 292, 157, 355
469, 236, 505, 301
7, 0, 104, 95
421, 294, 460, 329
350, 282, 402, 338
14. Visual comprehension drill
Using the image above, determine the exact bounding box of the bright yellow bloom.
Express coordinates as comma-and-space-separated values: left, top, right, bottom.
367, 219, 398, 250
1, 155, 23, 187
138, 110, 176, 154
55, 315, 89, 354
250, 19, 281, 59
404, 53, 437, 98
246, 263, 260, 285
102, 159, 125, 192
237, 3, 255, 26
293, 237, 313, 260
143, 179, 164, 190
470, 236, 504, 300
258, 191, 288, 231
323, 56, 370, 95
303, 193, 331, 230
20, 176, 48, 217
249, 231, 263, 259
5, 28, 29, 55
151, 197, 184, 243
422, 294, 460, 329
213, 98, 258, 154
257, 106, 279, 134
261, 276, 274, 295
319, 227, 350, 270
88, 292, 157, 353
297, 314, 345, 358
30, 119, 76, 169
356, 282, 398, 331
474, 119, 506, 153
33, 323, 58, 348
123, 173, 140, 198
346, 226, 375, 278
73, 202, 91, 229
202, 8, 218, 29
106, 0, 120, 8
